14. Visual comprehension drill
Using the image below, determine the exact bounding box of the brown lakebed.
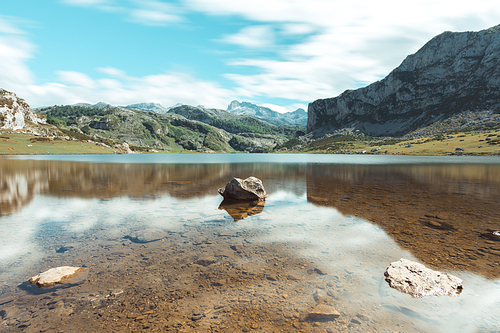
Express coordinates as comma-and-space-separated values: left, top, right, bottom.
0, 154, 499, 332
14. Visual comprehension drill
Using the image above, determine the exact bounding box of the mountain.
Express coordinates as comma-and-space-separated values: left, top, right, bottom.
123, 102, 172, 113
308, 25, 500, 137
227, 100, 307, 127
73, 102, 113, 109
37, 103, 304, 153
167, 104, 303, 137
0, 89, 46, 131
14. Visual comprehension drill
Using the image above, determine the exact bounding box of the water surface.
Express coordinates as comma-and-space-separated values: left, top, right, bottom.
1, 154, 499, 332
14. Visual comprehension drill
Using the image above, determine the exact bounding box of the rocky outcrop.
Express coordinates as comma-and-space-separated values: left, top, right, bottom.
384, 258, 463, 298
0, 89, 46, 130
228, 100, 307, 127
218, 177, 267, 201
112, 142, 134, 154
29, 266, 85, 288
308, 25, 500, 137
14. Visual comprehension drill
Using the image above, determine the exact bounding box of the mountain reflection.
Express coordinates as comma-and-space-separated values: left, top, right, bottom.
1, 157, 499, 278
306, 164, 500, 279
0, 158, 306, 214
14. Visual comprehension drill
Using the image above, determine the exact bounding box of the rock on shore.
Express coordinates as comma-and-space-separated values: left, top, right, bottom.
384, 258, 463, 298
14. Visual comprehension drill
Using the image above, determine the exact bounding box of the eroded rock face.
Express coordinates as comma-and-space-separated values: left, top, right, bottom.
29, 266, 85, 288
0, 89, 46, 130
218, 177, 267, 201
384, 258, 463, 298
308, 25, 500, 136
112, 142, 134, 154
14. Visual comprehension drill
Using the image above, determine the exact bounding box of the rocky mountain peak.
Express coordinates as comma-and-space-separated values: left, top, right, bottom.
0, 88, 46, 130
226, 100, 307, 127
308, 25, 500, 137
227, 100, 241, 111
124, 102, 169, 113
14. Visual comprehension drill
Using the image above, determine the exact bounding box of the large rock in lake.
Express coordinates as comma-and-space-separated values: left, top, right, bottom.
384, 258, 463, 298
218, 177, 267, 201
29, 266, 85, 288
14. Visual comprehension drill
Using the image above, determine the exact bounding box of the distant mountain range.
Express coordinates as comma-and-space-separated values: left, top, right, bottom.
226, 101, 307, 127
308, 24, 500, 137
72, 100, 308, 127
30, 99, 305, 153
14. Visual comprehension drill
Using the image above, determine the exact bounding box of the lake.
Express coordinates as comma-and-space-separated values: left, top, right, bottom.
1, 154, 499, 332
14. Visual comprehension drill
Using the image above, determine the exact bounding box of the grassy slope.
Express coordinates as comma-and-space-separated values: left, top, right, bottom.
297, 130, 500, 155
0, 132, 113, 155
2, 130, 500, 155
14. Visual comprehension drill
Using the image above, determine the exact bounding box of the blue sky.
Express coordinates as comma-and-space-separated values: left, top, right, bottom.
1, 1, 500, 112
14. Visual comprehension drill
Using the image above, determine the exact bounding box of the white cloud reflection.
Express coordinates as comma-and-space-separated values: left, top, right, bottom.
0, 189, 499, 332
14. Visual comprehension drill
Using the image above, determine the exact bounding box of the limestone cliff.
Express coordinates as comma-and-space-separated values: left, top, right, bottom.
308, 25, 500, 136
0, 88, 46, 130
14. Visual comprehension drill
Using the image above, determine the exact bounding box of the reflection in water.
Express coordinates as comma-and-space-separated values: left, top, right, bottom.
0, 155, 500, 333
306, 164, 500, 279
218, 199, 266, 221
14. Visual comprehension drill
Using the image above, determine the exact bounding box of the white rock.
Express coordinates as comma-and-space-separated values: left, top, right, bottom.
384, 258, 463, 298
29, 266, 84, 288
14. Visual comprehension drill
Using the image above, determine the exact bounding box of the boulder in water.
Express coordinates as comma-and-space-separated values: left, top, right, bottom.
218, 177, 267, 201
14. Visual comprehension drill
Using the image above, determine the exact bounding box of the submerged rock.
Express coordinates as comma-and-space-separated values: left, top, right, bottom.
126, 229, 167, 243
29, 266, 85, 288
218, 177, 267, 201
307, 304, 341, 320
384, 258, 463, 298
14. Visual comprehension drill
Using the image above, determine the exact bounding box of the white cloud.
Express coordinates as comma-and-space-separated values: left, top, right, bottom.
0, 19, 36, 93
57, 71, 96, 89
221, 25, 275, 48
5, 2, 500, 113
260, 103, 307, 113
186, 0, 500, 100
280, 23, 316, 36
97, 66, 127, 78
61, 0, 184, 26
24, 70, 234, 109
0, 17, 233, 110
128, 1, 184, 26
0, 16, 26, 34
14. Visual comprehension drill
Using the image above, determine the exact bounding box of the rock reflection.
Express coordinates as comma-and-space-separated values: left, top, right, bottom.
218, 199, 265, 221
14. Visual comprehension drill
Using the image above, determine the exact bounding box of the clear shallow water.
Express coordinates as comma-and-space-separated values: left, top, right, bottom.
1, 154, 499, 332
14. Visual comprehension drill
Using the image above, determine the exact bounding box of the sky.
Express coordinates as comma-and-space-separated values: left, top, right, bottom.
1, 1, 500, 113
